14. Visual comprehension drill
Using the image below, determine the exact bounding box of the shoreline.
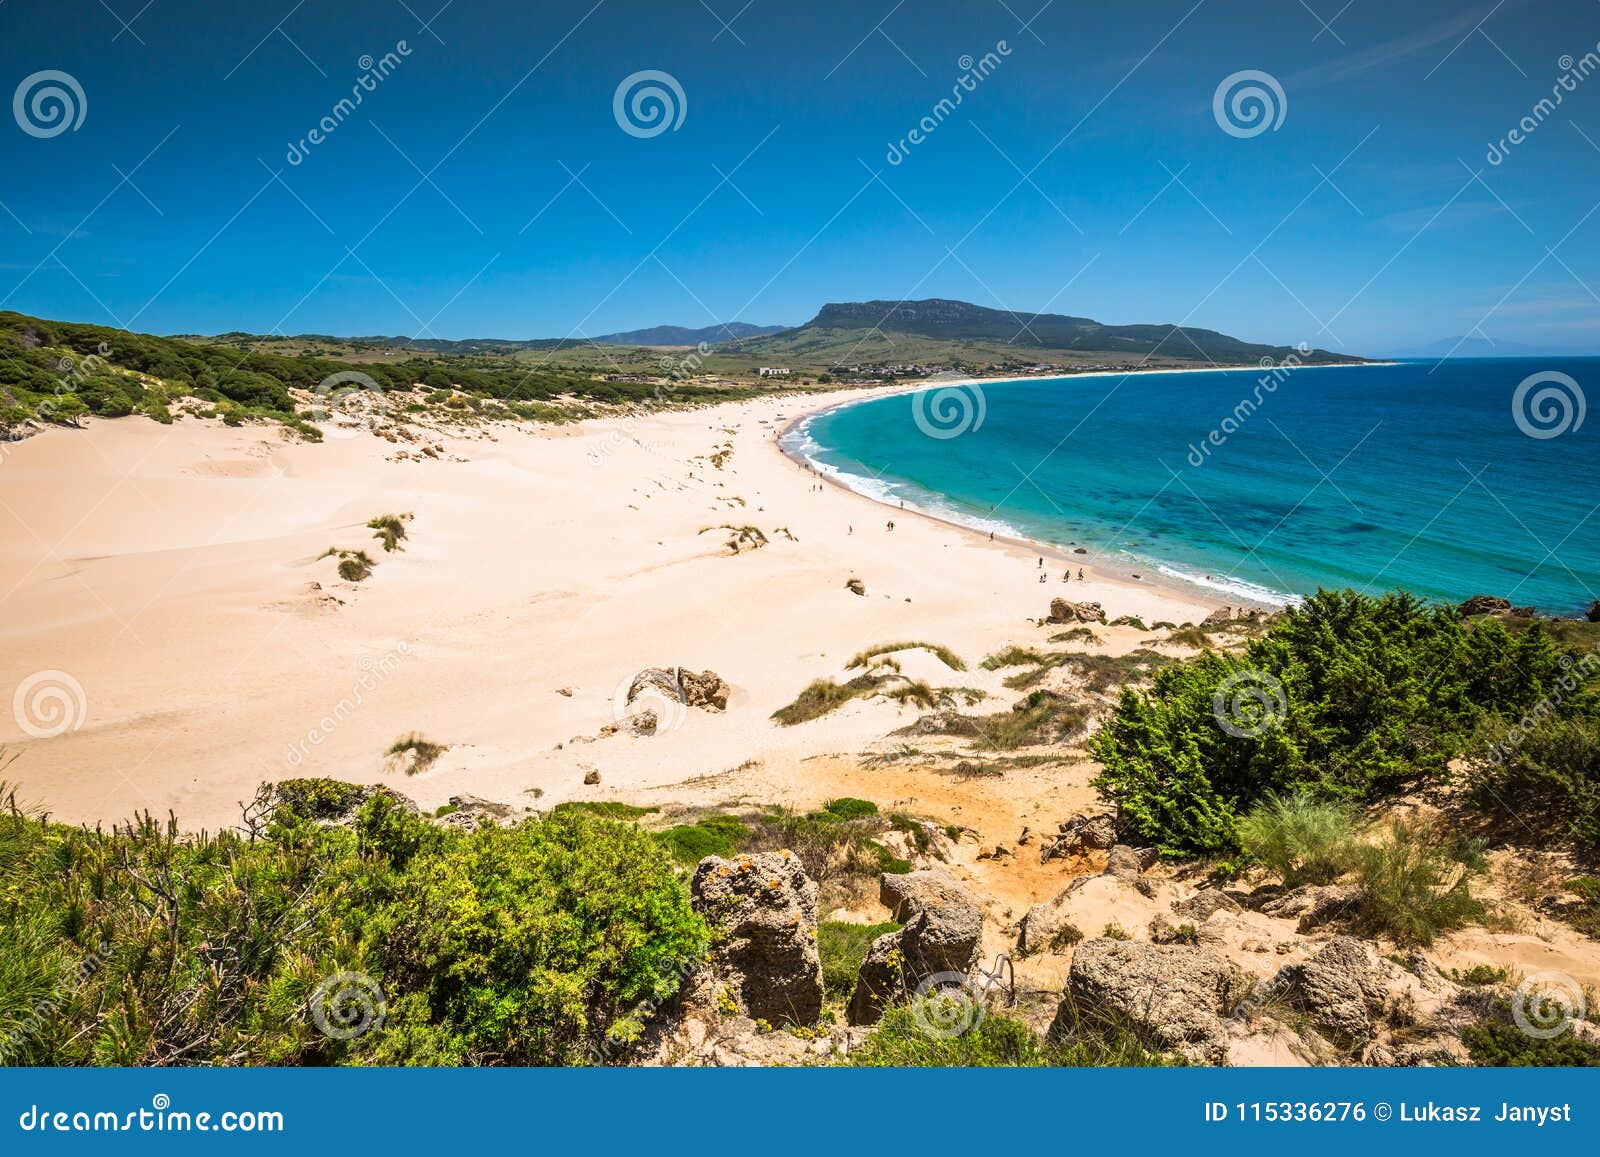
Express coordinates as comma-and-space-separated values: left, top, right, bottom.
768, 362, 1392, 612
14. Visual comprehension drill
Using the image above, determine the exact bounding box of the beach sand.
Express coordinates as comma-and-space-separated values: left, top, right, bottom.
0, 387, 1215, 830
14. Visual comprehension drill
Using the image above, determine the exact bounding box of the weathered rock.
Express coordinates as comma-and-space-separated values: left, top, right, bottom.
1048, 597, 1105, 624
433, 792, 517, 833
1102, 844, 1159, 897
1588, 600, 1600, 624
845, 578, 866, 596
1039, 811, 1118, 863
1260, 884, 1361, 932
1460, 594, 1511, 616
1268, 935, 1399, 1047
1201, 606, 1235, 627
627, 709, 659, 736
691, 851, 824, 1026
583, 769, 601, 785
850, 870, 982, 1025
1172, 889, 1242, 923
879, 867, 974, 922
1055, 938, 1239, 1064
626, 667, 730, 714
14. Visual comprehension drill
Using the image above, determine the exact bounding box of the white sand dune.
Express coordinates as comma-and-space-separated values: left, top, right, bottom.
0, 389, 1213, 829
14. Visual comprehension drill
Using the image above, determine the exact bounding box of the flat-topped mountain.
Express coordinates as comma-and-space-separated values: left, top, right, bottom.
760, 298, 1363, 366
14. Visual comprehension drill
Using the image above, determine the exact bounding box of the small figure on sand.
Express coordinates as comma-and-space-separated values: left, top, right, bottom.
1062, 571, 1070, 583
1037, 557, 1043, 568
886, 520, 894, 531
1038, 573, 1046, 584
1077, 568, 1084, 581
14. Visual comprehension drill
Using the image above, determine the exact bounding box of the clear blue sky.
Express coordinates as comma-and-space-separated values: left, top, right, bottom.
2, 0, 1597, 354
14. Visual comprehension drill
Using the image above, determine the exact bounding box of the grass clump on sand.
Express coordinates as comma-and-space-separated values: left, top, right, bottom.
820, 797, 878, 820
1353, 820, 1483, 947
772, 675, 879, 725
322, 547, 376, 582
386, 732, 448, 775
1236, 792, 1357, 887
551, 801, 659, 821
367, 513, 410, 552
972, 690, 1094, 750
982, 646, 1046, 670
848, 641, 967, 672
818, 920, 900, 999
846, 1004, 1172, 1067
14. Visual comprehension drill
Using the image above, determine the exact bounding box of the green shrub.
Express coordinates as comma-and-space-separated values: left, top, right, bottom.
367, 810, 708, 1064
1469, 715, 1600, 852
1354, 821, 1483, 946
1236, 792, 1357, 886
1462, 1001, 1600, 1066
551, 801, 659, 820
818, 921, 899, 1000
273, 777, 369, 821
658, 814, 749, 863
1093, 589, 1578, 857
386, 733, 447, 775
367, 513, 409, 552
821, 797, 878, 821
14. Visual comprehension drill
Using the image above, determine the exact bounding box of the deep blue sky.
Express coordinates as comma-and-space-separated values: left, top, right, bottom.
1, 0, 1598, 354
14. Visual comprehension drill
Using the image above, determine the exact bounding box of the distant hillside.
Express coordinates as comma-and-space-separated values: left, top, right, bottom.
736, 299, 1364, 368
594, 322, 787, 346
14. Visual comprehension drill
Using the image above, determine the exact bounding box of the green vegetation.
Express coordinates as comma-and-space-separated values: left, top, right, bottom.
367, 514, 409, 553
551, 801, 659, 821
0, 784, 706, 1065
1236, 793, 1357, 887
1469, 715, 1600, 853
818, 921, 899, 1000
1352, 821, 1483, 947
386, 733, 447, 775
1462, 1002, 1600, 1066
771, 675, 878, 725
658, 814, 750, 864
844, 1003, 1172, 1067
1092, 589, 1585, 857
982, 646, 1046, 670
0, 310, 767, 440
820, 797, 878, 820
849, 641, 967, 671
326, 548, 376, 583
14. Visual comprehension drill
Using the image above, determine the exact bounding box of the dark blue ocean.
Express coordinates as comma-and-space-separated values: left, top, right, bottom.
786, 358, 1598, 616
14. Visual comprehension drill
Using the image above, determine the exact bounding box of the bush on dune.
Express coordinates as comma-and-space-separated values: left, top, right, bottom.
1092, 589, 1582, 857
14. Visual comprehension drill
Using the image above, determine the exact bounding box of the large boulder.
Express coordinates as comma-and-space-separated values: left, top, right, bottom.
849, 872, 982, 1026
1048, 598, 1105, 624
1055, 938, 1239, 1064
691, 852, 824, 1025
1267, 935, 1400, 1047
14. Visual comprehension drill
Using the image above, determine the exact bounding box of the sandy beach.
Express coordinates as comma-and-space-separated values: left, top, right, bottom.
0, 386, 1215, 831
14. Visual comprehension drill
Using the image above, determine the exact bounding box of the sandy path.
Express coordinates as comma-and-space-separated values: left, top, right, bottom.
0, 389, 1213, 830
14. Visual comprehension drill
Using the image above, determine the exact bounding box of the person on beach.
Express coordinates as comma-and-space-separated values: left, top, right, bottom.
886, 520, 894, 531
1078, 568, 1084, 581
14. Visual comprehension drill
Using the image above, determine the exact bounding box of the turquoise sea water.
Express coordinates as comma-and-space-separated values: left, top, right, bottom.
785, 358, 1599, 615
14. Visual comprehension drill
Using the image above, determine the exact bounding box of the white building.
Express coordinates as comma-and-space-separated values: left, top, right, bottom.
758, 367, 791, 377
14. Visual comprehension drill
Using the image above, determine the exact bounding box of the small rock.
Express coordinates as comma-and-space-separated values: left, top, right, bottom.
583, 769, 601, 785
845, 578, 866, 596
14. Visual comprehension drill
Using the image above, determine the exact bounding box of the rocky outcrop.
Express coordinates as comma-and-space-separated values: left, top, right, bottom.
627, 667, 731, 713
1103, 844, 1159, 897
691, 852, 824, 1026
434, 793, 517, 833
1055, 938, 1240, 1064
1588, 600, 1600, 623
1038, 811, 1118, 863
1016, 845, 1160, 954
1259, 884, 1361, 933
1459, 594, 1511, 616
1048, 598, 1105, 624
1172, 889, 1242, 923
1267, 935, 1410, 1048
849, 871, 982, 1026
